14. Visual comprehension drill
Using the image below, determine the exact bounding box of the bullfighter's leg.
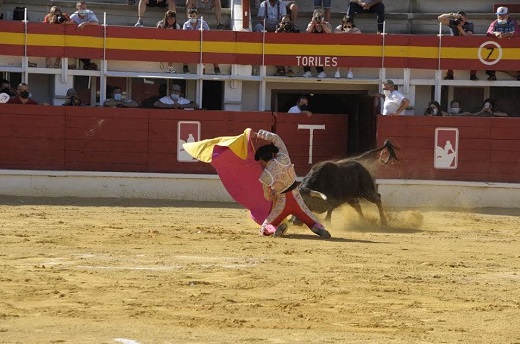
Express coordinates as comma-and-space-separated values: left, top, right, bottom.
291, 190, 331, 238
260, 194, 287, 236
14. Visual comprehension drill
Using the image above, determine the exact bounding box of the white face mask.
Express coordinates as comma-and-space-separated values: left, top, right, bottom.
171, 93, 179, 100
497, 19, 507, 25
383, 90, 391, 97
113, 93, 122, 101
190, 18, 197, 24
431, 108, 438, 115
450, 107, 460, 114
78, 9, 87, 15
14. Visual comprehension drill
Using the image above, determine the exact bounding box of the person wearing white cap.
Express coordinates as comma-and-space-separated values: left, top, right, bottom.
153, 83, 199, 109
486, 6, 520, 81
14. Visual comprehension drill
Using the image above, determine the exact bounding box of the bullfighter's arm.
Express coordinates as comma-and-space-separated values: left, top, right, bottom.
256, 130, 289, 156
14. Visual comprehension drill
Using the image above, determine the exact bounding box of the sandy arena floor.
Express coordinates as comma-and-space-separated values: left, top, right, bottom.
0, 196, 519, 344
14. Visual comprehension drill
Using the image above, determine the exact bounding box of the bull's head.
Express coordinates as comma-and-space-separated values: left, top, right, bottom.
300, 188, 329, 214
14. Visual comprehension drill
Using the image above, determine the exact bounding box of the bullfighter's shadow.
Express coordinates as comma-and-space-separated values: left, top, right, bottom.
282, 234, 382, 244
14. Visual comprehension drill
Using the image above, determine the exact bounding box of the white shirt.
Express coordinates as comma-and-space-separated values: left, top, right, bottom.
158, 95, 191, 106
383, 90, 406, 115
288, 105, 301, 113
70, 10, 98, 25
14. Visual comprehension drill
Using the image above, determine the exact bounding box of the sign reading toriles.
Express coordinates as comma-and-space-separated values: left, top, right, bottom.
434, 127, 459, 169
177, 121, 200, 162
296, 56, 338, 67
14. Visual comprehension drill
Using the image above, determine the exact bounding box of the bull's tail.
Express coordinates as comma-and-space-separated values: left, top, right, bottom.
352, 139, 400, 165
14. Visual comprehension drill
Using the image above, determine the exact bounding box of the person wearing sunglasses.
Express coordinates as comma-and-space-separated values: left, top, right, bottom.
334, 16, 361, 79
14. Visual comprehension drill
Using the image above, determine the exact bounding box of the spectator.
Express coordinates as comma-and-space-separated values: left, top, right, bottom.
303, 9, 331, 78
62, 88, 85, 106
70, 2, 99, 70
379, 79, 409, 116
7, 83, 39, 105
447, 100, 470, 116
182, 8, 221, 75
288, 96, 311, 116
186, 0, 224, 30
424, 100, 447, 116
135, 0, 175, 27
1, 79, 16, 97
255, 0, 287, 32
314, 0, 331, 23
347, 0, 385, 34
274, 15, 300, 77
157, 10, 180, 73
486, 7, 520, 81
438, 11, 478, 80
104, 86, 139, 108
153, 83, 199, 109
334, 16, 361, 79
471, 98, 508, 117
43, 6, 73, 69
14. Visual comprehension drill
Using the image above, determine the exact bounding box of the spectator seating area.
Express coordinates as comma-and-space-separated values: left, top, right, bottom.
1, 0, 520, 34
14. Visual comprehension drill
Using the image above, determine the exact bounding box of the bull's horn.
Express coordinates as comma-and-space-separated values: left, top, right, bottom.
309, 190, 327, 200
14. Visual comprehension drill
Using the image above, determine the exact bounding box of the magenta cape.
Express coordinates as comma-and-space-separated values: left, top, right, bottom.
182, 128, 271, 225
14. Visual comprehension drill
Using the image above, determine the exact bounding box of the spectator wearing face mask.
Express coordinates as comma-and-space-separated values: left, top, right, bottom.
103, 86, 139, 108
379, 79, 409, 116
485, 7, 520, 81
153, 83, 199, 109
70, 1, 99, 70
424, 100, 447, 116
7, 83, 39, 105
334, 16, 361, 79
182, 8, 221, 75
447, 100, 470, 116
288, 96, 311, 117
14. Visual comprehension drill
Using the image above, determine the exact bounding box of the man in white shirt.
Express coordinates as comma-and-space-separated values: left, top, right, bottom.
288, 96, 312, 116
153, 84, 199, 109
380, 79, 409, 115
70, 2, 99, 70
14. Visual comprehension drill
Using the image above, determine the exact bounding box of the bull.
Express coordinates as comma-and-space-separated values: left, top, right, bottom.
298, 140, 399, 226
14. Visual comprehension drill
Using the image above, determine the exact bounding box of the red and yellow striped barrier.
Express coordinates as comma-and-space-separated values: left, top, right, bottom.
1, 21, 519, 69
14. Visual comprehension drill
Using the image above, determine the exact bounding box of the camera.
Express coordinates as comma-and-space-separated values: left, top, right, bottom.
56, 15, 65, 23
314, 15, 323, 23
453, 18, 462, 25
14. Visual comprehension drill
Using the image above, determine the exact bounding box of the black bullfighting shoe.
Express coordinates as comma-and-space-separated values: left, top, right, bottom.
273, 223, 288, 237
311, 224, 331, 239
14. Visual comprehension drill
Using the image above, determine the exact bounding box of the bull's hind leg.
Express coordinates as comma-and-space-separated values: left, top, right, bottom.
365, 192, 388, 226
346, 199, 365, 220
364, 193, 388, 226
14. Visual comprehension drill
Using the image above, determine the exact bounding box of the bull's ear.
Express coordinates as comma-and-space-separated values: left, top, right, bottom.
309, 190, 327, 200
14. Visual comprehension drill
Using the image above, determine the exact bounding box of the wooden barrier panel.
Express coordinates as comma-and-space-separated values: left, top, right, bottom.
2, 106, 334, 175
376, 116, 520, 183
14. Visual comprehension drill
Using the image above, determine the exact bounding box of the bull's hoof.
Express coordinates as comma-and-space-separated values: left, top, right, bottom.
311, 225, 331, 239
